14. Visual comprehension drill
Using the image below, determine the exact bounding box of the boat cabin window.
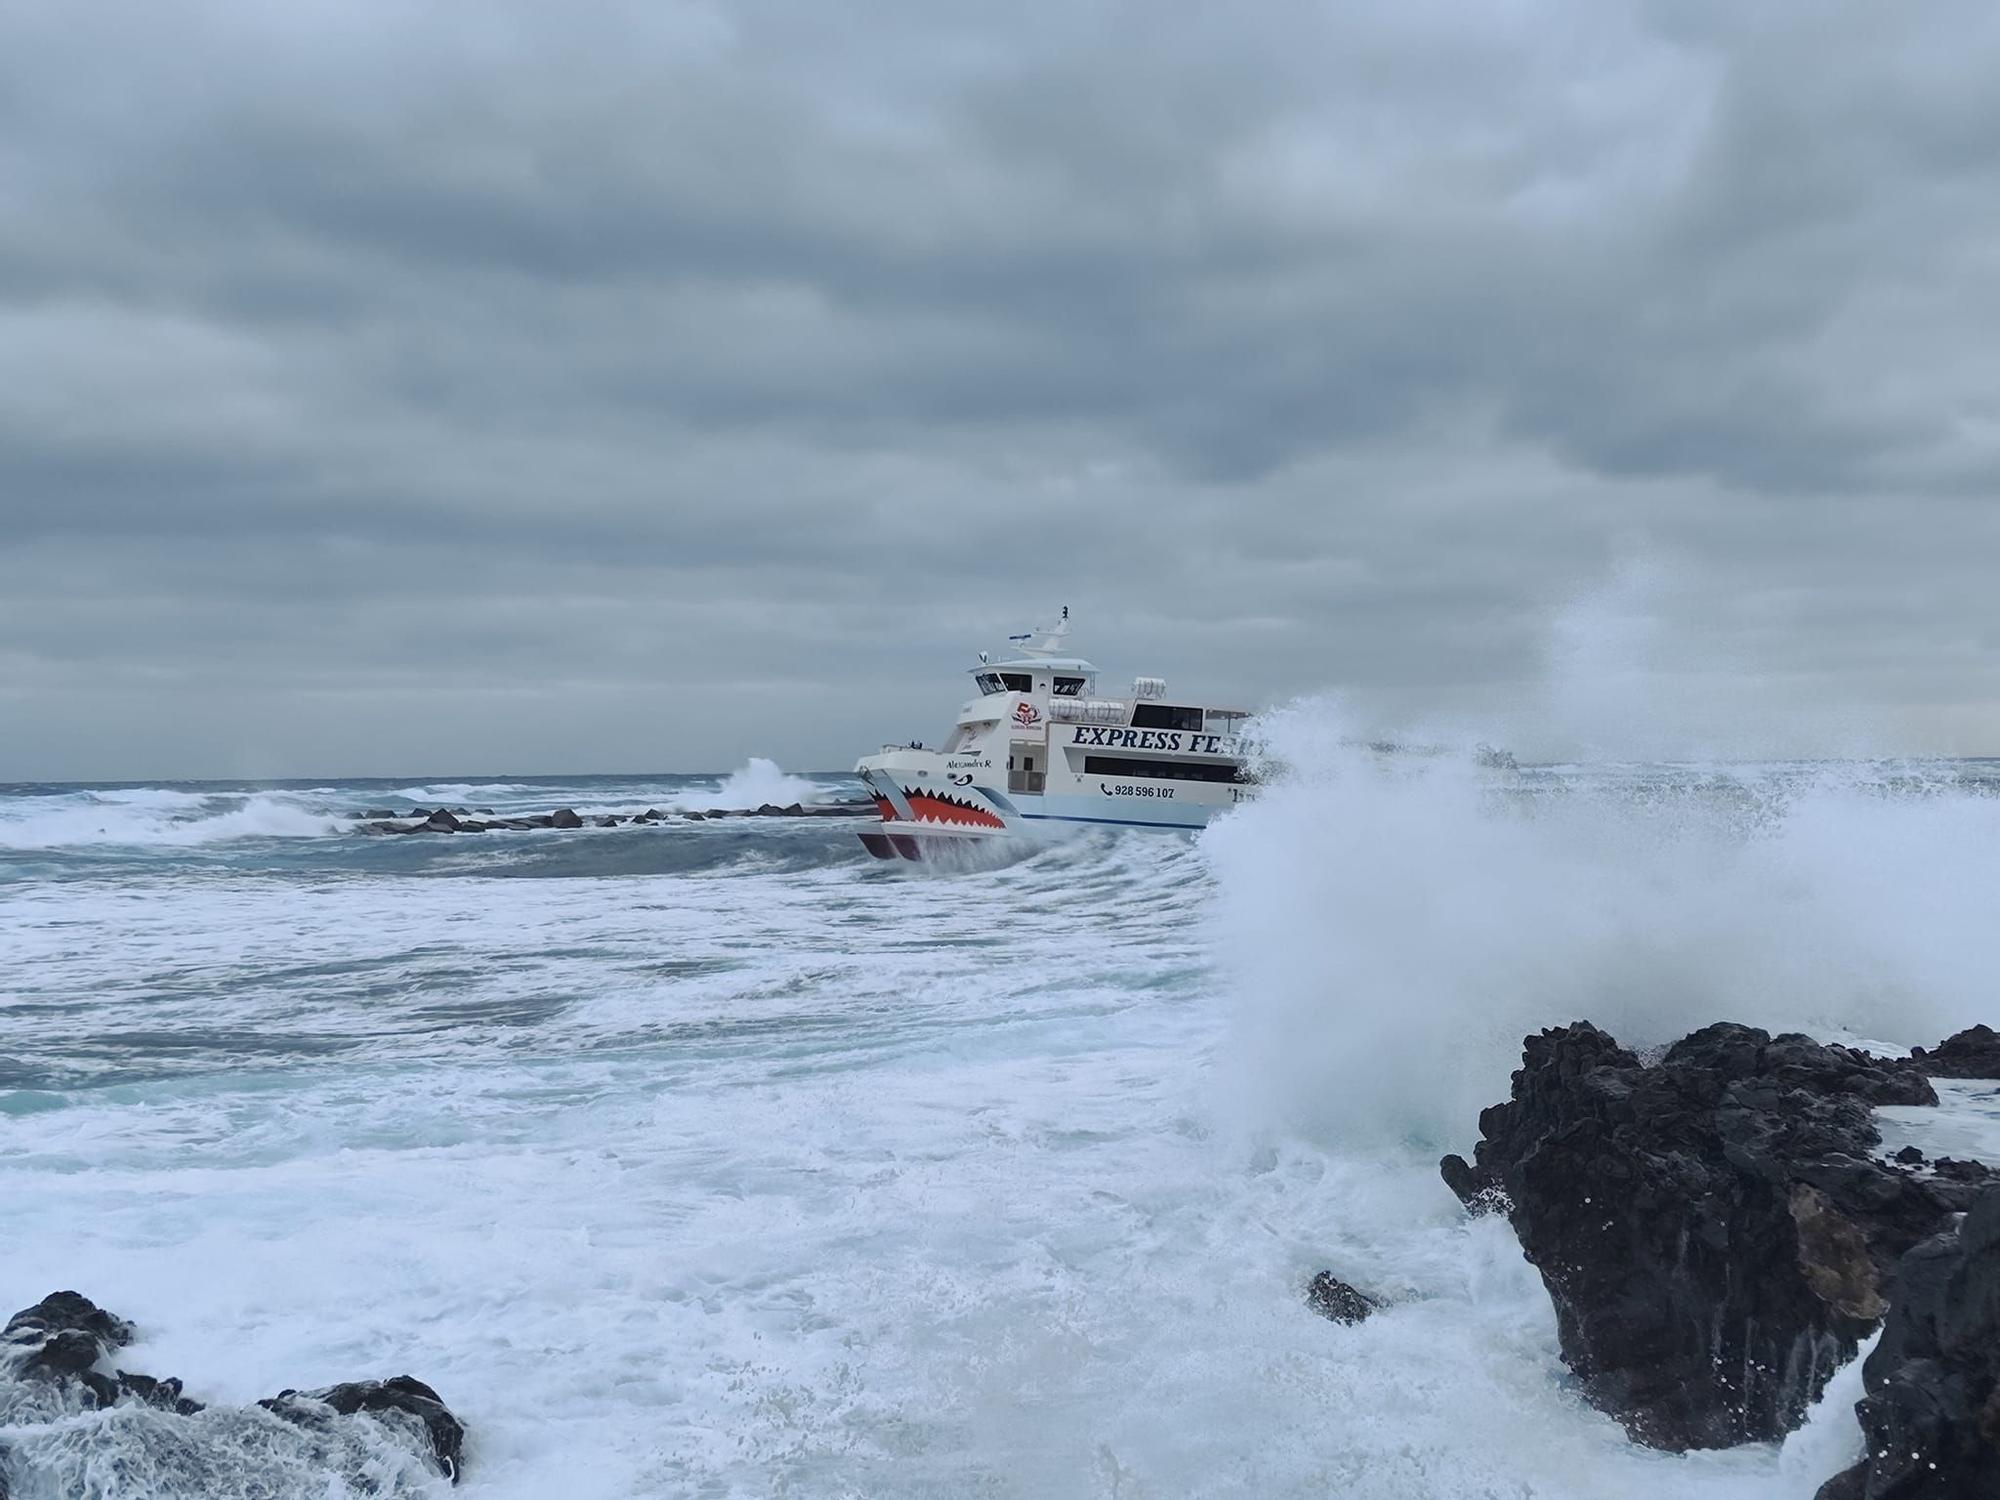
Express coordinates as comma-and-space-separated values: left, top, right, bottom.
975, 672, 1003, 695
1084, 754, 1245, 783
1053, 676, 1086, 697
1131, 703, 1203, 733
998, 672, 1033, 692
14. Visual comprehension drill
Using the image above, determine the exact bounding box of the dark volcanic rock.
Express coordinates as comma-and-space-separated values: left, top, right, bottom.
263, 1375, 465, 1483
355, 802, 857, 834
2, 1292, 201, 1414
1305, 1272, 1376, 1325
4, 1292, 463, 1485
1911, 1025, 2000, 1080
1817, 1186, 2000, 1499
1440, 1022, 1977, 1450
6, 1291, 129, 1407
4, 1290, 133, 1350
111, 1370, 201, 1414
24, 1327, 106, 1382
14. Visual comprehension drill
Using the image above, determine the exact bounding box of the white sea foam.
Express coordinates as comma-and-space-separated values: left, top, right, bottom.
1777, 1329, 1876, 1490
3, 745, 1991, 1497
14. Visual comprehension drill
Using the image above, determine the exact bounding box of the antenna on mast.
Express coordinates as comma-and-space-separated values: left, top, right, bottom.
1014, 608, 1071, 658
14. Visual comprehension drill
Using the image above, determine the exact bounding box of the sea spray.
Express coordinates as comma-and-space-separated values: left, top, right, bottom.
1201, 698, 2000, 1149
670, 757, 825, 812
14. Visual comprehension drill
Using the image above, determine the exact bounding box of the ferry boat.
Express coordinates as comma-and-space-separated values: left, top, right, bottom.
853, 611, 1252, 859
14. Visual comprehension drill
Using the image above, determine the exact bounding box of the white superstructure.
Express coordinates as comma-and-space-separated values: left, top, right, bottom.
853, 611, 1252, 859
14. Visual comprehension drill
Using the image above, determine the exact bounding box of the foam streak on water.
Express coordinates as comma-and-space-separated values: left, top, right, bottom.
3, 751, 1996, 1497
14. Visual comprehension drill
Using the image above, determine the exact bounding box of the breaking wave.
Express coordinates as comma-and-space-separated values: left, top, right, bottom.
1202, 698, 2000, 1149
0, 788, 341, 850
669, 757, 825, 812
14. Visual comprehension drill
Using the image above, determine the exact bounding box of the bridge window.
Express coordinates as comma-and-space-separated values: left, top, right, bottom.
1132, 703, 1203, 732
1000, 672, 1033, 692
1053, 676, 1086, 697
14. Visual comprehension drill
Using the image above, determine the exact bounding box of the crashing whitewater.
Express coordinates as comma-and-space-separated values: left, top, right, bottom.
3, 725, 1999, 1496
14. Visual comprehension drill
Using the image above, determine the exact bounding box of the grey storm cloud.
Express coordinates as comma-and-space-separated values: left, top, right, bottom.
2, 0, 1998, 777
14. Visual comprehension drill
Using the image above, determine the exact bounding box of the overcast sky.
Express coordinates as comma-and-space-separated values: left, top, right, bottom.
4, 0, 1998, 779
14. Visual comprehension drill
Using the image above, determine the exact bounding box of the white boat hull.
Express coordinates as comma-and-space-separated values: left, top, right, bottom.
854, 750, 1244, 860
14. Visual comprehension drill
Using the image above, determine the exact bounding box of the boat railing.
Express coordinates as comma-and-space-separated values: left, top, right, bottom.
1048, 698, 1127, 725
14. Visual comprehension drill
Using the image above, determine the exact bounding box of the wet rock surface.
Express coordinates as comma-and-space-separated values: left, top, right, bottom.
0, 1291, 463, 1491
262, 1376, 464, 1484
1304, 1272, 1377, 1325
1911, 1025, 2000, 1080
1441, 1022, 1985, 1451
1, 1290, 194, 1415
1817, 1185, 2000, 1499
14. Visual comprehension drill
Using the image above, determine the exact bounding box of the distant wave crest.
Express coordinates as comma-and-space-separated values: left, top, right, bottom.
0, 788, 341, 849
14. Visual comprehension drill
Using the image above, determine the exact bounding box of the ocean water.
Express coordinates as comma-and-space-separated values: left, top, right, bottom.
4, 738, 2000, 1498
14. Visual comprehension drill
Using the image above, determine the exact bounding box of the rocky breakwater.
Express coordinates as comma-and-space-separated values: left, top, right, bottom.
0, 1291, 464, 1495
1440, 1022, 1994, 1455
356, 800, 873, 834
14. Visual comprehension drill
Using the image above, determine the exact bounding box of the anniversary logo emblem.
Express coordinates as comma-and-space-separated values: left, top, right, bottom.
1012, 701, 1041, 727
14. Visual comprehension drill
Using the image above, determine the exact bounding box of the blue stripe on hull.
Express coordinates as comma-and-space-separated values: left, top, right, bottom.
1015, 812, 1205, 831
